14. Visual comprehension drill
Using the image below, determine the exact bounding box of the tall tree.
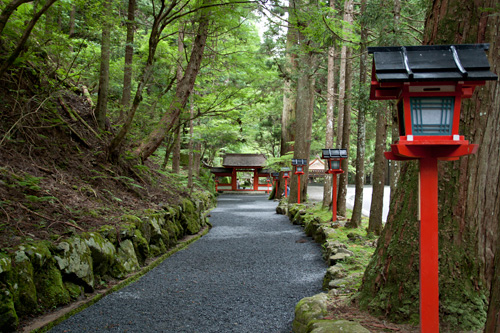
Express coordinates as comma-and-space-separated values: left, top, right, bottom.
347, 0, 368, 228
359, 0, 500, 329
119, 0, 136, 119
367, 104, 388, 235
322, 40, 335, 208
172, 25, 185, 173
337, 46, 352, 216
95, 0, 113, 129
288, 11, 315, 204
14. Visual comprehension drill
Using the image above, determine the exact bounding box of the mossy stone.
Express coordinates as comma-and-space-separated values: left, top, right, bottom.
35, 262, 70, 309
0, 281, 18, 333
292, 293, 328, 333
134, 217, 152, 244
132, 229, 150, 265
82, 232, 116, 277
98, 224, 118, 246
11, 250, 37, 316
53, 236, 94, 291
64, 281, 83, 300
111, 240, 140, 279
149, 238, 167, 258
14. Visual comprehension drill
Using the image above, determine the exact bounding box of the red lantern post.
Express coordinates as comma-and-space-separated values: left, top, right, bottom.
322, 149, 347, 223
281, 168, 291, 198
368, 44, 497, 332
291, 159, 307, 204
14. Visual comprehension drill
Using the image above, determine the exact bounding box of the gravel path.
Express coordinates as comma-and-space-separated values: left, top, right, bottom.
50, 194, 325, 333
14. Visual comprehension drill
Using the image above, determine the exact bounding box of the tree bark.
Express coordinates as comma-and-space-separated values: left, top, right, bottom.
132, 9, 210, 161
322, 43, 335, 208
187, 100, 194, 189
95, 0, 113, 129
335, 0, 352, 149
171, 26, 185, 173
119, 0, 136, 118
348, 0, 368, 228
337, 46, 352, 216
367, 104, 388, 235
278, 14, 298, 200
359, 0, 500, 329
289, 27, 315, 204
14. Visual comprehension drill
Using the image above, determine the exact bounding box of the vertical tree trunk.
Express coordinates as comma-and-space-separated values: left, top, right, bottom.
289, 29, 315, 204
389, 103, 400, 202
171, 27, 185, 173
367, 104, 388, 235
120, 0, 136, 119
335, 0, 352, 149
187, 100, 194, 189
348, 0, 368, 228
95, 0, 113, 129
322, 0, 337, 208
322, 44, 335, 208
337, 47, 352, 216
359, 0, 500, 329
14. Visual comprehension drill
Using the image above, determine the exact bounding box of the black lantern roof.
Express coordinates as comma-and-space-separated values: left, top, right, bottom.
271, 172, 279, 177
291, 159, 308, 166
368, 44, 497, 82
322, 149, 348, 159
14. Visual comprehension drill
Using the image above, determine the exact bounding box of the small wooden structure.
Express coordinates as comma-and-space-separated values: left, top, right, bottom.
308, 158, 326, 178
210, 154, 271, 192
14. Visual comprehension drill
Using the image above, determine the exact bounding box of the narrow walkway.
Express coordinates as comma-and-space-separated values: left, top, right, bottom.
50, 194, 325, 333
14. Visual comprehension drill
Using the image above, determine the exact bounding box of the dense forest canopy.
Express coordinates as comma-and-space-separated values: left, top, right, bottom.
1, 0, 500, 331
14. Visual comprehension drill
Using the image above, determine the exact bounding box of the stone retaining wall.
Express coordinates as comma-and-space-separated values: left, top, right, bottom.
0, 193, 215, 332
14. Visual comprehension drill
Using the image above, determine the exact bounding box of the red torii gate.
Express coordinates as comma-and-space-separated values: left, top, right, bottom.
210, 153, 271, 192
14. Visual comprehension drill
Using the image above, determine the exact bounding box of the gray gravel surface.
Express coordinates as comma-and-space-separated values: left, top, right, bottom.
50, 194, 325, 332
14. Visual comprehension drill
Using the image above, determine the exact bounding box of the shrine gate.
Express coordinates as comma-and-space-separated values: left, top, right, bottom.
210, 154, 272, 192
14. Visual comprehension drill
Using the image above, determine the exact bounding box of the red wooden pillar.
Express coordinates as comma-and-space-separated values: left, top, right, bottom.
231, 168, 237, 191
253, 170, 258, 191
297, 175, 301, 204
332, 174, 337, 223
419, 157, 440, 332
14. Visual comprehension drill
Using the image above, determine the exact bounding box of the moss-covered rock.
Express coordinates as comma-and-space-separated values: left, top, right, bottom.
292, 293, 328, 333
307, 319, 370, 333
134, 217, 152, 244
132, 229, 150, 265
111, 240, 140, 279
64, 281, 84, 300
53, 236, 94, 291
98, 224, 118, 246
11, 249, 37, 316
35, 260, 70, 309
180, 198, 202, 235
0, 281, 18, 333
82, 232, 116, 277
149, 238, 167, 258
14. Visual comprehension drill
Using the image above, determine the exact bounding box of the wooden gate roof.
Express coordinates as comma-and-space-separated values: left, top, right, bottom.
222, 154, 267, 168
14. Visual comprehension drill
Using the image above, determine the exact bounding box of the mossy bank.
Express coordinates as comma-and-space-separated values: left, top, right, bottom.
0, 192, 215, 332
